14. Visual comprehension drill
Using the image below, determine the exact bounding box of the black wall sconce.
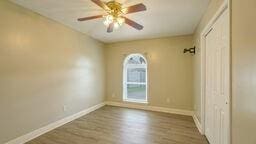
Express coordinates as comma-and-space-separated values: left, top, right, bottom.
184, 46, 196, 55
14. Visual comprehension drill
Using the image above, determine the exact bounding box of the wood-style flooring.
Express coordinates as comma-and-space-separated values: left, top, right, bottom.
27, 106, 209, 144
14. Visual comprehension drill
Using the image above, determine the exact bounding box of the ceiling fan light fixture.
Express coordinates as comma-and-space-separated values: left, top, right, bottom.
114, 22, 120, 29
103, 15, 125, 29
103, 15, 114, 26
117, 17, 125, 25
78, 0, 146, 32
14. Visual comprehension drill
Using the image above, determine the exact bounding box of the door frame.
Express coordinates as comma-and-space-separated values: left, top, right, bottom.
200, 0, 230, 143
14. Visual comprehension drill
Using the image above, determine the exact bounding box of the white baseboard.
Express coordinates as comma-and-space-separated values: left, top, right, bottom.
193, 114, 203, 134
6, 102, 106, 144
106, 101, 194, 116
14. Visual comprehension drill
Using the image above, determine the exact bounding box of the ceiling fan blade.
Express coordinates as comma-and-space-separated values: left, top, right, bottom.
107, 23, 114, 33
91, 0, 109, 10
122, 17, 143, 30
123, 3, 146, 14
77, 15, 103, 21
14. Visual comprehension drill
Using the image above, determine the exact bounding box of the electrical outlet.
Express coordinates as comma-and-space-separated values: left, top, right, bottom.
111, 93, 116, 98
63, 105, 67, 112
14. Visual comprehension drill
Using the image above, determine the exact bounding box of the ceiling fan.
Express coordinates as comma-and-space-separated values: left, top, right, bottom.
77, 0, 147, 33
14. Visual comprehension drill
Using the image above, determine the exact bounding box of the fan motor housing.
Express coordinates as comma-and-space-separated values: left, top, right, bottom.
106, 1, 123, 17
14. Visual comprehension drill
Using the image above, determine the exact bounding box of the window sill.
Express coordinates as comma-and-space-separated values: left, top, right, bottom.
123, 99, 148, 104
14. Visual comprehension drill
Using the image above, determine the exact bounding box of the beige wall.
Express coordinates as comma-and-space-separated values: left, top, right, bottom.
192, 0, 225, 122
0, 1, 105, 143
105, 36, 194, 110
232, 0, 256, 143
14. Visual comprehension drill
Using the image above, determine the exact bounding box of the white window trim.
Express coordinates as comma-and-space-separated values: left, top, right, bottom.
123, 54, 148, 104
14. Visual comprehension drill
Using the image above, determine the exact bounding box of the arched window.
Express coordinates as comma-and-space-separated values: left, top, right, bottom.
123, 54, 148, 103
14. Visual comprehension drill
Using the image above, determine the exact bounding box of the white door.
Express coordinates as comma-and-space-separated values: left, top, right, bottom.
205, 9, 229, 144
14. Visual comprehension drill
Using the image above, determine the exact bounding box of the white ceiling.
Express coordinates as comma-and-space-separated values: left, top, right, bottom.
10, 0, 210, 43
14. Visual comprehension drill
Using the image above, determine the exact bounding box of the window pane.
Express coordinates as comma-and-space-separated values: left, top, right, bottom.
127, 84, 146, 100
127, 68, 146, 83
127, 56, 146, 64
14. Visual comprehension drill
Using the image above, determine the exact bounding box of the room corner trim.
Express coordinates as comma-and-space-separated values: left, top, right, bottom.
193, 114, 203, 134
5, 102, 106, 144
106, 101, 194, 116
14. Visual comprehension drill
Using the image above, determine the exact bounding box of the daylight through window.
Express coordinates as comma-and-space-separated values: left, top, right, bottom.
123, 54, 147, 103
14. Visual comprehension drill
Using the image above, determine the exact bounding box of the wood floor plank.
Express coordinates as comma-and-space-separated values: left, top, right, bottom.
26, 106, 209, 144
